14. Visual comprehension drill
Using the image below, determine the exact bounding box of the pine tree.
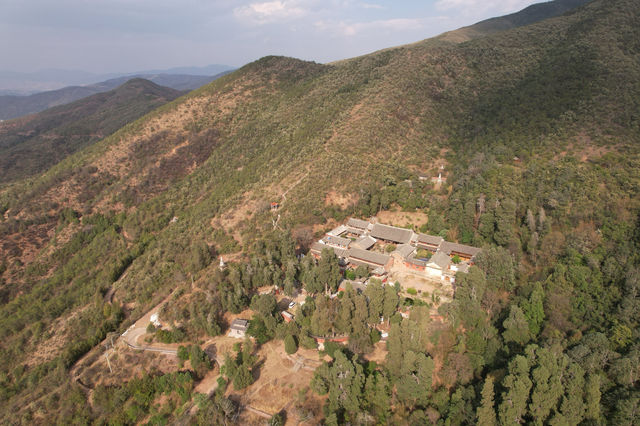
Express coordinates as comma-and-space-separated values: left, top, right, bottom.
382, 284, 399, 323
477, 376, 497, 426
498, 355, 532, 425
364, 279, 384, 325
233, 363, 253, 389
503, 305, 532, 346
523, 282, 545, 337
529, 348, 564, 424
584, 374, 601, 421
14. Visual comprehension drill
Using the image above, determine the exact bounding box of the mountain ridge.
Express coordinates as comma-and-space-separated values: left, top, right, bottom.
0, 64, 234, 95
0, 78, 182, 183
439, 0, 592, 42
0, 71, 231, 121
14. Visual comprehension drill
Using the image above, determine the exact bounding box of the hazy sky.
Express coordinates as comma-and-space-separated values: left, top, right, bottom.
1, 0, 539, 73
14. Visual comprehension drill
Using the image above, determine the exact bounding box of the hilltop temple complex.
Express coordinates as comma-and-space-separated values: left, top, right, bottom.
310, 217, 481, 285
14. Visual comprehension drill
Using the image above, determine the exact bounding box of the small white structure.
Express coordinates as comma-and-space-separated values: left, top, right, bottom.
219, 256, 226, 270
426, 252, 451, 279
149, 313, 161, 328
228, 318, 249, 339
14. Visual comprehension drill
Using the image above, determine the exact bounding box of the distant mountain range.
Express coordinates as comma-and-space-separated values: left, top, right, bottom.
0, 64, 234, 95
0, 70, 232, 121
0, 78, 182, 182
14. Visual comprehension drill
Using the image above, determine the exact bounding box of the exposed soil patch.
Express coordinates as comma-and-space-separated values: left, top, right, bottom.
324, 190, 353, 209
231, 340, 324, 425
377, 209, 429, 228
363, 341, 388, 364
73, 345, 180, 390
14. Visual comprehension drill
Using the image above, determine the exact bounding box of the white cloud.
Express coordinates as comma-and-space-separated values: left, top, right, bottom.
435, 0, 535, 15
316, 18, 424, 37
234, 1, 308, 24
359, 2, 384, 9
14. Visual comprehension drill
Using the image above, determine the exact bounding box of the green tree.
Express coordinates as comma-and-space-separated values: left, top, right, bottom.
364, 279, 384, 325
553, 363, 586, 425
310, 296, 333, 336
326, 350, 366, 416
317, 248, 342, 294
522, 282, 545, 337
498, 355, 532, 425
503, 305, 532, 347
382, 284, 399, 324
284, 334, 298, 354
177, 345, 189, 361
476, 246, 516, 291
233, 363, 253, 390
250, 293, 277, 317
584, 374, 601, 422
395, 351, 434, 407
494, 198, 516, 246
247, 315, 273, 344
363, 372, 391, 423
355, 265, 369, 278
529, 347, 564, 424
477, 376, 497, 426
268, 413, 284, 426
188, 240, 212, 273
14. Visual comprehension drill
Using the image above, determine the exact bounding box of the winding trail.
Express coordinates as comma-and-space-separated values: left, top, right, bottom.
121, 327, 178, 355
272, 167, 309, 230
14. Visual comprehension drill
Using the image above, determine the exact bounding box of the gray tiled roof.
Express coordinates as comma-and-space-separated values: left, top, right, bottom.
427, 251, 451, 270
370, 223, 413, 244
440, 241, 481, 257
345, 226, 365, 236
347, 218, 370, 230
394, 243, 415, 259
322, 235, 351, 248
347, 247, 390, 267
417, 233, 444, 247
352, 235, 376, 250
327, 225, 347, 236
453, 263, 470, 273
310, 242, 348, 258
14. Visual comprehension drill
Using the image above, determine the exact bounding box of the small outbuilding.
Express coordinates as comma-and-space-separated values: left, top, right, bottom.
426, 251, 451, 278
228, 318, 249, 339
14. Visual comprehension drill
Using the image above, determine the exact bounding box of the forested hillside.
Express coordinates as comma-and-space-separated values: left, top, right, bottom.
0, 79, 182, 182
0, 0, 638, 423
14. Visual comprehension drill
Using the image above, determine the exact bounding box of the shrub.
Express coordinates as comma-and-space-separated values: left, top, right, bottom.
177, 345, 189, 361
323, 341, 342, 358
370, 328, 381, 344
416, 249, 431, 259
344, 269, 356, 280
300, 334, 317, 349
407, 287, 418, 295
